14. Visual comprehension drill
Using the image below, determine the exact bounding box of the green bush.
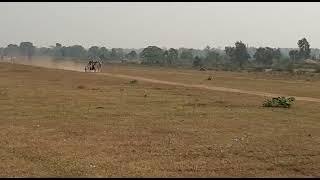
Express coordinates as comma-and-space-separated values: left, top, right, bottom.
263, 96, 295, 108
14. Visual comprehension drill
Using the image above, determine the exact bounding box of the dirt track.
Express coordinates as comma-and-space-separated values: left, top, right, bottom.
3, 60, 320, 103
99, 72, 320, 103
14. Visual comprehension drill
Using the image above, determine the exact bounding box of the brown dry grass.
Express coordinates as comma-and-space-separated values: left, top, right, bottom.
0, 62, 320, 177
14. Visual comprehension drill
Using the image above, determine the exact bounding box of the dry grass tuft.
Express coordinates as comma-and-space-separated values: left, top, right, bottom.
77, 85, 86, 89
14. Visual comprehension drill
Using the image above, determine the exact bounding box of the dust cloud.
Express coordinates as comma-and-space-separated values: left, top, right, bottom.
7, 56, 86, 72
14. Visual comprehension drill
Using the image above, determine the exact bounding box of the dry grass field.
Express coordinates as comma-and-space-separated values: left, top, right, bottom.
0, 61, 320, 177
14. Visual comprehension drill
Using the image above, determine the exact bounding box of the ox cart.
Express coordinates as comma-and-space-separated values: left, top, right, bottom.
84, 57, 102, 72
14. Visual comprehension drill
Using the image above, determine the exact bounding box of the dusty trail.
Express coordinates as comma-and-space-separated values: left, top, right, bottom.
98, 72, 320, 103
3, 60, 320, 103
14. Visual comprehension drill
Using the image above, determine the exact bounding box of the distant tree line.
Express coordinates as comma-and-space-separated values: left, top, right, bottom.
0, 37, 319, 71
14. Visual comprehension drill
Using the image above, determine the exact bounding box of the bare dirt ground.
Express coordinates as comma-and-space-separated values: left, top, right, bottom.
0, 60, 320, 177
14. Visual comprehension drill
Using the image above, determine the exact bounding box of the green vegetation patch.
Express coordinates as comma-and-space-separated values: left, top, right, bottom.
263, 96, 295, 108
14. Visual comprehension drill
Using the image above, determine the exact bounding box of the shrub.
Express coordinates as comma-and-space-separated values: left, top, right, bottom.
263, 96, 295, 108
130, 79, 138, 84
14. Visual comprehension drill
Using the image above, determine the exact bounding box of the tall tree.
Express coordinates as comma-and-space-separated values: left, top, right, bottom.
60, 45, 87, 59
204, 49, 221, 67
164, 48, 178, 65
53, 43, 63, 58
193, 56, 203, 67
88, 46, 100, 59
99, 47, 111, 60
4, 44, 19, 60
180, 49, 193, 60
56, 43, 62, 48
125, 50, 138, 60
225, 41, 250, 68
140, 46, 164, 64
204, 45, 211, 56
111, 48, 125, 60
273, 48, 282, 60
297, 38, 311, 60
289, 49, 300, 63
19, 42, 35, 60
0, 48, 3, 60
253, 47, 274, 66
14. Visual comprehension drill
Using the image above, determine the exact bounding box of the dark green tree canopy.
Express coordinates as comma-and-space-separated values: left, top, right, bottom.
111, 48, 125, 60
193, 56, 203, 67
180, 49, 193, 60
164, 48, 178, 65
60, 45, 87, 59
204, 48, 221, 66
140, 46, 164, 64
19, 42, 35, 60
289, 49, 300, 62
225, 41, 250, 68
125, 50, 138, 60
273, 48, 281, 60
56, 43, 62, 48
297, 38, 310, 60
88, 46, 100, 59
99, 47, 111, 60
4, 44, 19, 57
253, 47, 275, 66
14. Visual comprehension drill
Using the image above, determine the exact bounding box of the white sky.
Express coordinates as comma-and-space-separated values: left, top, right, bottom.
0, 2, 319, 49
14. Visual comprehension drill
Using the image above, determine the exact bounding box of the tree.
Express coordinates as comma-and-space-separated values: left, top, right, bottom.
71, 45, 87, 58
88, 46, 100, 59
0, 48, 3, 60
56, 43, 62, 48
193, 56, 203, 67
140, 46, 164, 64
37, 47, 51, 56
297, 38, 310, 60
204, 45, 211, 56
60, 45, 87, 59
99, 47, 111, 60
164, 48, 178, 65
289, 49, 299, 63
180, 49, 193, 60
4, 44, 19, 60
53, 43, 63, 58
225, 46, 235, 58
253, 47, 274, 66
225, 41, 250, 68
273, 48, 282, 60
19, 42, 35, 60
204, 49, 221, 67
111, 48, 125, 60
125, 50, 138, 60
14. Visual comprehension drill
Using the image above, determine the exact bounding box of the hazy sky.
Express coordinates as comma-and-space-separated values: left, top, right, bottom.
1, 2, 320, 49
